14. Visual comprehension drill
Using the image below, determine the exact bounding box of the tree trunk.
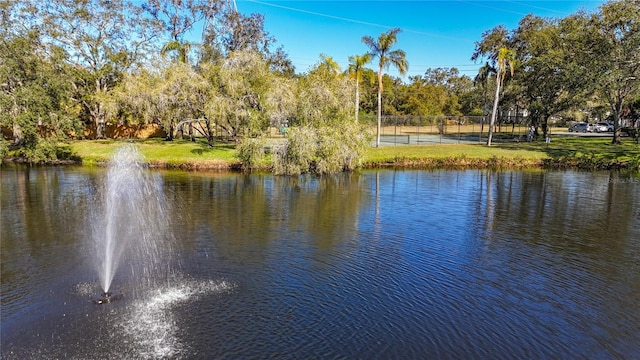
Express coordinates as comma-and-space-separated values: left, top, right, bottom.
95, 121, 105, 139
487, 73, 502, 146
376, 68, 383, 147
355, 81, 360, 123
206, 118, 215, 147
611, 100, 623, 145
166, 122, 174, 141
12, 123, 23, 145
93, 80, 106, 139
92, 102, 106, 139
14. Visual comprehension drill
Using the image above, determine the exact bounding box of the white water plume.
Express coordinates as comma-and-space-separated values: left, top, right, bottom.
92, 144, 171, 294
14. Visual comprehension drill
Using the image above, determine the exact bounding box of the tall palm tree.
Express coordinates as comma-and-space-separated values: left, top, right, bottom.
474, 62, 496, 136
362, 28, 408, 147
161, 40, 192, 64
348, 53, 371, 122
487, 47, 515, 146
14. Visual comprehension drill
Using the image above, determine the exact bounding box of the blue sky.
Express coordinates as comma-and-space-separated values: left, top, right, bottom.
230, 0, 604, 79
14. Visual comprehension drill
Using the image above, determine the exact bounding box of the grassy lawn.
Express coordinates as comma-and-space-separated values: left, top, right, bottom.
70, 138, 238, 167
365, 143, 547, 162
65, 135, 640, 171
501, 136, 640, 169
364, 135, 640, 170
363, 142, 549, 169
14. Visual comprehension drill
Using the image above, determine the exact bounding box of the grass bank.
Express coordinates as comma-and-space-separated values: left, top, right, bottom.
502, 136, 640, 171
50, 136, 640, 173
366, 137, 640, 171
70, 139, 240, 170
364, 144, 546, 169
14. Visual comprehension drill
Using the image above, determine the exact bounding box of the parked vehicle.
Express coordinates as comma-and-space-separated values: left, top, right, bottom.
596, 122, 614, 132
591, 123, 609, 132
568, 123, 589, 132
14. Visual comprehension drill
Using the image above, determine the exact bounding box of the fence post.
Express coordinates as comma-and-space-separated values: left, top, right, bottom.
394, 115, 398, 146
471, 117, 475, 140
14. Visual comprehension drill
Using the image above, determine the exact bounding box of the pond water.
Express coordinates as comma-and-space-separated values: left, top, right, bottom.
1, 166, 639, 359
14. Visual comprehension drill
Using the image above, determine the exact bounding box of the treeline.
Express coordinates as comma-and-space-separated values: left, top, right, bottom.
1, 0, 639, 165
473, 0, 640, 145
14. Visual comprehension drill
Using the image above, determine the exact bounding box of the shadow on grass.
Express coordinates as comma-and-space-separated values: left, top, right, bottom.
118, 138, 236, 160
147, 138, 234, 154
188, 141, 235, 155
498, 136, 640, 170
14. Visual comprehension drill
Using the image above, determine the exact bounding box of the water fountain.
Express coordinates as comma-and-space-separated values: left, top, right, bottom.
91, 144, 171, 304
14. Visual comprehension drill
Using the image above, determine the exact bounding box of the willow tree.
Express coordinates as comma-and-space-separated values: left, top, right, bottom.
347, 54, 371, 122
107, 62, 210, 142
295, 56, 355, 125
362, 28, 408, 147
271, 57, 370, 175
213, 50, 274, 140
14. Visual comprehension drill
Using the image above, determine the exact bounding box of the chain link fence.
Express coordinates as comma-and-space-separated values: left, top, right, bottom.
263, 114, 639, 146
358, 114, 532, 145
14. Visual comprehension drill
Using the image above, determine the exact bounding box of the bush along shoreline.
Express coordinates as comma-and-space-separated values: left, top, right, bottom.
4, 152, 640, 173
363, 156, 640, 172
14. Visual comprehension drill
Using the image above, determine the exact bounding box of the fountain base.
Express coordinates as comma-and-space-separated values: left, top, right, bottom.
92, 291, 124, 305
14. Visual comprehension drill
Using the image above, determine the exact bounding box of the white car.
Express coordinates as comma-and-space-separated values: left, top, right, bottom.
596, 122, 614, 132
591, 123, 609, 132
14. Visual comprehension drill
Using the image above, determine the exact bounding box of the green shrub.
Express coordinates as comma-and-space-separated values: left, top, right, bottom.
273, 122, 372, 175
236, 137, 266, 170
16, 137, 60, 164
340, 122, 372, 170
0, 139, 8, 161
273, 126, 317, 175
315, 126, 343, 174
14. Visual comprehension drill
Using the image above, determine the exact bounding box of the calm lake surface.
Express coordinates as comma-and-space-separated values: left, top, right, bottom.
1, 166, 639, 359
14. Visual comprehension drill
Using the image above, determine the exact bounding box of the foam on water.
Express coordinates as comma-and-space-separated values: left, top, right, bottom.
72, 281, 99, 297
123, 280, 236, 359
